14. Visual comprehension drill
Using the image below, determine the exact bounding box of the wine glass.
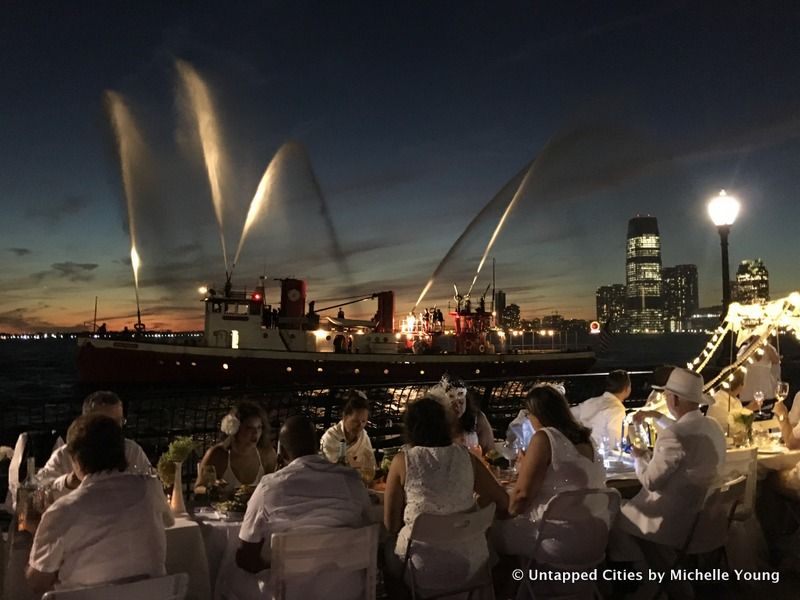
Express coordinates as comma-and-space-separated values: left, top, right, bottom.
776, 382, 790, 404
754, 390, 765, 417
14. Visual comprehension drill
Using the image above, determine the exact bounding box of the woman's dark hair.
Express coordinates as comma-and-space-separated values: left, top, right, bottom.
67, 414, 127, 474
524, 385, 592, 447
343, 390, 370, 416
457, 389, 480, 434
404, 397, 452, 448
222, 401, 271, 449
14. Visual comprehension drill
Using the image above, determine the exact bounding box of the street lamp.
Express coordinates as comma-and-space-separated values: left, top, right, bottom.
707, 189, 740, 316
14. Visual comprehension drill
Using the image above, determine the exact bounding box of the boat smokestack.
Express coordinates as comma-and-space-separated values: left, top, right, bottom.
280, 279, 307, 318
375, 291, 395, 333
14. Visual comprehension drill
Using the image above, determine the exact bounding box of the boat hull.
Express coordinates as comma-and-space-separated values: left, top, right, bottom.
77, 338, 595, 385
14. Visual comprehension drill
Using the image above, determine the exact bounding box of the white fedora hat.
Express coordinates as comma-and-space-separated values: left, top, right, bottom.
652, 367, 708, 405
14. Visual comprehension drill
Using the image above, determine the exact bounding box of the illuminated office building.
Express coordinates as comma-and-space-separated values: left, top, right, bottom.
662, 264, 699, 332
625, 216, 664, 333
733, 259, 769, 304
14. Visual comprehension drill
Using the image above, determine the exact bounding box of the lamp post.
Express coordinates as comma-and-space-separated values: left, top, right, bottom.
707, 189, 740, 318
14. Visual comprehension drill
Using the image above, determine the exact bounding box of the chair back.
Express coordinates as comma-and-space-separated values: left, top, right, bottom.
722, 447, 757, 517
685, 474, 747, 555
270, 524, 379, 600
404, 503, 496, 599
408, 502, 496, 546
529, 488, 621, 571
41, 573, 189, 600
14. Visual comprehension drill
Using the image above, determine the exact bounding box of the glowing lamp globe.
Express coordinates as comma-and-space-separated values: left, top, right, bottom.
707, 189, 740, 227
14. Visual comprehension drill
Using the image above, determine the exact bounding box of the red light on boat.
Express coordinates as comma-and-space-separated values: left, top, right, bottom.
252, 293, 262, 301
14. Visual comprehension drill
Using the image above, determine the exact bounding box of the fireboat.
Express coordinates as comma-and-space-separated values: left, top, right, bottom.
77, 277, 595, 385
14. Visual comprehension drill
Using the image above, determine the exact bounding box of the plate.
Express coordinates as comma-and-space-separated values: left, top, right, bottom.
758, 447, 785, 455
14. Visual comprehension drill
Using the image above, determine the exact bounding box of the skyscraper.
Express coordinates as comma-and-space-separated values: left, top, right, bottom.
626, 216, 664, 333
662, 264, 699, 332
733, 259, 769, 304
596, 284, 626, 331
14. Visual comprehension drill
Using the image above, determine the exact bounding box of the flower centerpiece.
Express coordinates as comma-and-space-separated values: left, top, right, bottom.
156, 436, 198, 487
728, 408, 755, 447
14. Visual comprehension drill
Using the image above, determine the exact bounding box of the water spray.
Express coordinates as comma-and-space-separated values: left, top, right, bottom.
105, 90, 146, 332
465, 164, 535, 297
176, 59, 229, 274
131, 245, 144, 332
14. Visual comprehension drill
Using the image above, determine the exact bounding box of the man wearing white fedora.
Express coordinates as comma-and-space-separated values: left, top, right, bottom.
611, 367, 726, 553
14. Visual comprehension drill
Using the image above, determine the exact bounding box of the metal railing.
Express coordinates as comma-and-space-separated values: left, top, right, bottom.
0, 372, 657, 469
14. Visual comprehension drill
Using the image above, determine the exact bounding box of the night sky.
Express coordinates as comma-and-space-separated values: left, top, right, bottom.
2, 1, 799, 332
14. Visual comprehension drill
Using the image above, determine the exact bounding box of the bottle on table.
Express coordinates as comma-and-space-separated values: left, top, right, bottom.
17, 457, 42, 533
337, 438, 348, 466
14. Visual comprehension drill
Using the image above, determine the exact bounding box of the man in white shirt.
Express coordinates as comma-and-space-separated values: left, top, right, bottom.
571, 370, 630, 451
615, 368, 726, 550
26, 414, 173, 594
235, 416, 371, 595
37, 391, 151, 499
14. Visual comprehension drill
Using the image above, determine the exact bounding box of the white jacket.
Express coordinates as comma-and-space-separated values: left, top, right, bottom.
619, 410, 726, 547
571, 392, 626, 451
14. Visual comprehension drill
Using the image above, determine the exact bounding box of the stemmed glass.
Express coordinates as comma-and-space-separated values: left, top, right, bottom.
753, 390, 765, 418
776, 382, 790, 404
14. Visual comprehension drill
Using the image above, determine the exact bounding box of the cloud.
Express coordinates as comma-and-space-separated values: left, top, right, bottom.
0, 308, 59, 332
24, 193, 92, 225
6, 247, 32, 256
30, 262, 100, 283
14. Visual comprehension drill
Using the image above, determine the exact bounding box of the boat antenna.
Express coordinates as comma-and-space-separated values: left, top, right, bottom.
491, 257, 496, 315
93, 296, 98, 333
224, 270, 232, 298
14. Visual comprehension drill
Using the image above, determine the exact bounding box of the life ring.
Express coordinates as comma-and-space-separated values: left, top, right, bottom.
464, 340, 473, 350
478, 344, 486, 354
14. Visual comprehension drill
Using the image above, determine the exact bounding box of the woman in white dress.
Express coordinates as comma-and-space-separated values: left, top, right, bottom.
194, 401, 277, 498
492, 384, 606, 563
320, 390, 377, 482
384, 397, 509, 597
426, 375, 492, 454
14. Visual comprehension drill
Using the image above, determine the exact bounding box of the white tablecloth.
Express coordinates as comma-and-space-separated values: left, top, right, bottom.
756, 447, 800, 473
166, 517, 212, 600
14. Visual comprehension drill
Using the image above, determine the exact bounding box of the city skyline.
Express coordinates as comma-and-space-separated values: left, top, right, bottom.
2, 3, 800, 333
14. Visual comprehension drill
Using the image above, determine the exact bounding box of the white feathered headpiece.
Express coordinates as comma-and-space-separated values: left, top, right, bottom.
427, 374, 468, 417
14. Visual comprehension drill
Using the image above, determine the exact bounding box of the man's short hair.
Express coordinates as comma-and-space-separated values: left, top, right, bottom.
82, 390, 122, 415
606, 370, 630, 394
279, 416, 317, 459
67, 413, 127, 474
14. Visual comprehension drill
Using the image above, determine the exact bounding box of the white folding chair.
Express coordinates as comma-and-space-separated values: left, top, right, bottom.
517, 488, 621, 600
721, 447, 757, 519
403, 503, 496, 600
3, 433, 28, 513
270, 523, 379, 600
640, 474, 747, 599
41, 573, 189, 600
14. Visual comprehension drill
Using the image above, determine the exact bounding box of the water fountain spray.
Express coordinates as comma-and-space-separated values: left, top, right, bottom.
105, 90, 146, 331
175, 59, 229, 274
412, 162, 532, 312
130, 245, 144, 331
232, 146, 288, 269
465, 164, 535, 297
